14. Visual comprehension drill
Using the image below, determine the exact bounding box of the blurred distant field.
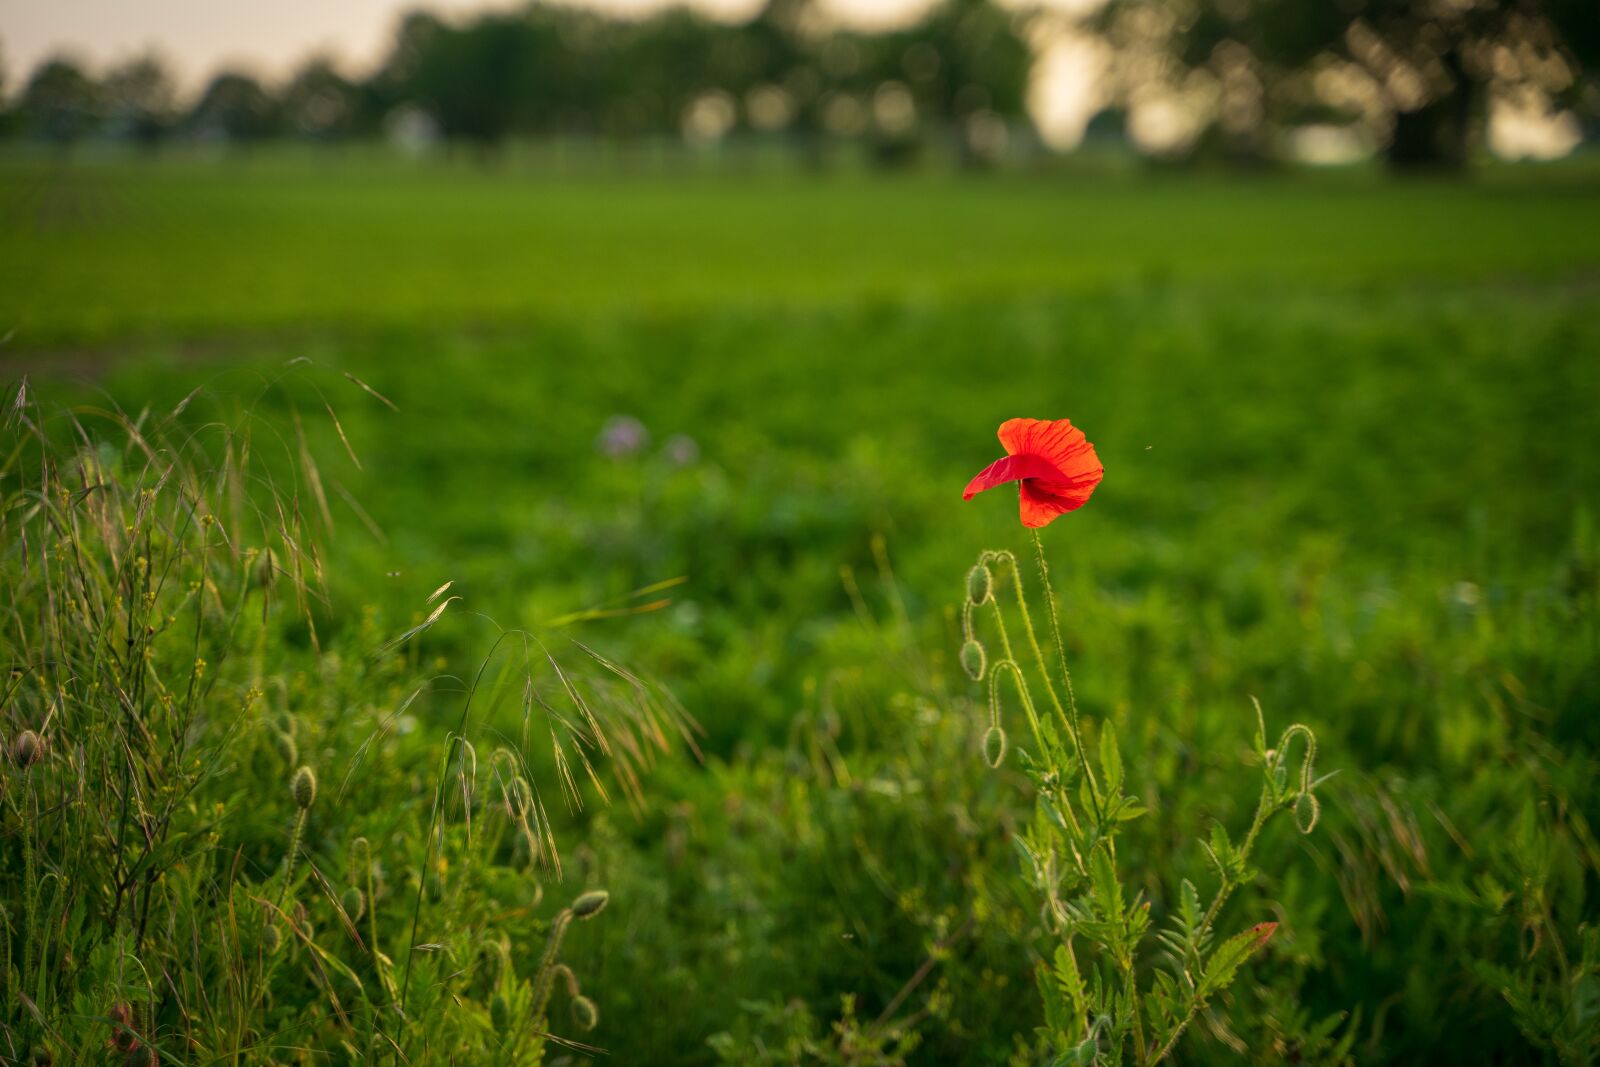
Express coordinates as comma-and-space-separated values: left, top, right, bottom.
4, 159, 1600, 342
2, 159, 1598, 1064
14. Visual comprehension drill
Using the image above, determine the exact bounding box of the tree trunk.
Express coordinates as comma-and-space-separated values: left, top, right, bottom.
1385, 50, 1475, 173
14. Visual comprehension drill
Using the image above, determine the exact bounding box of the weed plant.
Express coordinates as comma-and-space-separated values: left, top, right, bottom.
0, 378, 691, 1063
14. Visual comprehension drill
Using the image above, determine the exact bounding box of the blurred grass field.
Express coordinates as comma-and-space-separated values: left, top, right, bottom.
2, 158, 1598, 1064
5, 158, 1600, 342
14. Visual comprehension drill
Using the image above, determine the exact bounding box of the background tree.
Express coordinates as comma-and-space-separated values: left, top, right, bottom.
396, 14, 529, 148
0, 38, 13, 139
17, 55, 101, 148
101, 53, 178, 150
281, 56, 363, 141
356, 0, 1034, 164
879, 0, 1034, 165
188, 70, 281, 143
1095, 0, 1596, 170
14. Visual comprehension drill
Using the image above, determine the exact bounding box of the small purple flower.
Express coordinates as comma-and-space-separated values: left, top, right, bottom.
597, 415, 650, 458
663, 434, 700, 467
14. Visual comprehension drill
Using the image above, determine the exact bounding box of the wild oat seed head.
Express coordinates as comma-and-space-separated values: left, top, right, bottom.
290, 766, 317, 809
571, 889, 610, 919
254, 547, 278, 590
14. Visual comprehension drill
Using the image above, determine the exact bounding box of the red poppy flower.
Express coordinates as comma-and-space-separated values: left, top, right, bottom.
962, 418, 1104, 528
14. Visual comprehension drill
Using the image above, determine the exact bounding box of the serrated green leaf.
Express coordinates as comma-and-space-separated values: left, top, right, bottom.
1053, 943, 1089, 1043
1099, 728, 1123, 796
1090, 847, 1124, 927
1207, 823, 1233, 876
1197, 921, 1277, 999
1179, 879, 1202, 931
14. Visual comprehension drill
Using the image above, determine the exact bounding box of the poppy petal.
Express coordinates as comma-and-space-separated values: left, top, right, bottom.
962, 453, 1064, 500
998, 418, 1099, 479
1018, 476, 1098, 527
1018, 482, 1075, 528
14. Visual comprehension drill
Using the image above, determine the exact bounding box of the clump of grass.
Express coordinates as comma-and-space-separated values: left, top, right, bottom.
960, 531, 1333, 1064
0, 375, 692, 1063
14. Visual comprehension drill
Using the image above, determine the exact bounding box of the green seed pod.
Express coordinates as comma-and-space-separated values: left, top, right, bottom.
982, 725, 1008, 769
290, 766, 317, 810
273, 730, 298, 767
571, 995, 599, 1031
12, 729, 43, 768
489, 993, 511, 1032
342, 886, 366, 922
570, 889, 609, 919
1293, 791, 1321, 835
959, 640, 987, 682
351, 836, 371, 870
261, 923, 283, 955
965, 563, 993, 605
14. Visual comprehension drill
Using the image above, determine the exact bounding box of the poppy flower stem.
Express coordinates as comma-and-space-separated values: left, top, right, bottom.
971, 564, 1088, 834
997, 532, 1103, 826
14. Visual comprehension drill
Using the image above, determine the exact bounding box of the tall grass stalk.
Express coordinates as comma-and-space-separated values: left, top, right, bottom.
0, 376, 689, 1063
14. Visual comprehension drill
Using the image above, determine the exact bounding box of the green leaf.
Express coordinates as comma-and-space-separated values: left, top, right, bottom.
1090, 847, 1124, 928
1047, 943, 1089, 1044
1206, 823, 1234, 877
1197, 922, 1278, 1000
1574, 975, 1599, 1027
1099, 727, 1123, 796
1052, 1037, 1100, 1066
1178, 879, 1203, 933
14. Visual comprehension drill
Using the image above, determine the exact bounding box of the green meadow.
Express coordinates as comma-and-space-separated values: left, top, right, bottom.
2, 158, 1598, 1065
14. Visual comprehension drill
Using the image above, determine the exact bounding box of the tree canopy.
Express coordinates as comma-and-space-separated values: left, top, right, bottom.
1095, 0, 1598, 168
0, 0, 1036, 164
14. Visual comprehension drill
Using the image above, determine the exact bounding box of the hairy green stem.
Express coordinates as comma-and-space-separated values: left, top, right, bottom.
279, 808, 308, 912
1028, 530, 1103, 822
1145, 786, 1276, 1065
531, 909, 574, 1025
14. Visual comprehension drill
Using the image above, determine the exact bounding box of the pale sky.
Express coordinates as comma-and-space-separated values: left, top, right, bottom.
0, 0, 941, 87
